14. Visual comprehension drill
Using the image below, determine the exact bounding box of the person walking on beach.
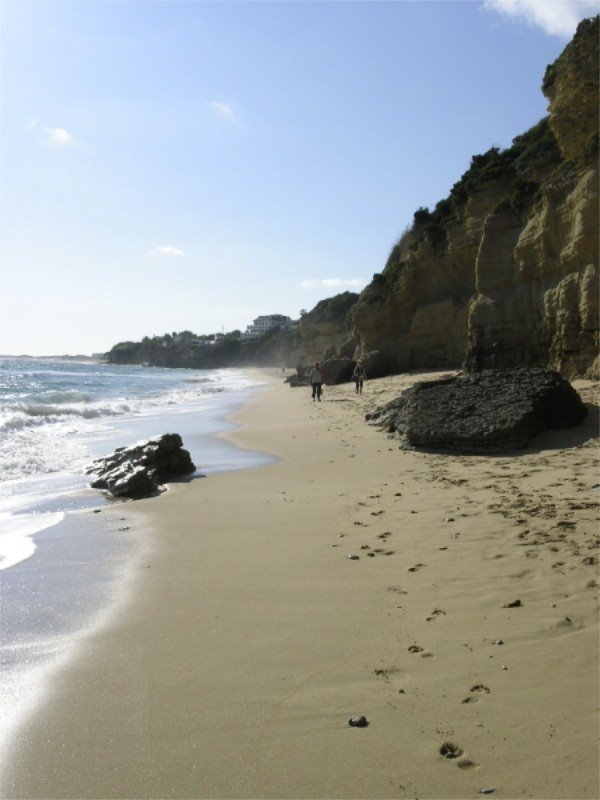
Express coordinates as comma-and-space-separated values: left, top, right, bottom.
352, 361, 366, 394
310, 361, 324, 401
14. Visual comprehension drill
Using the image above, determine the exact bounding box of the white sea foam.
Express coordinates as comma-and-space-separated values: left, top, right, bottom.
0, 511, 65, 570
1, 373, 247, 476
0, 418, 92, 480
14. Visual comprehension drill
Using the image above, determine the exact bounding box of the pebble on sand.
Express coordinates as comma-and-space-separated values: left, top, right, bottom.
348, 715, 368, 727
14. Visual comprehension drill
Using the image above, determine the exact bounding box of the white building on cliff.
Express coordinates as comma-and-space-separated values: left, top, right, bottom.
242, 314, 293, 339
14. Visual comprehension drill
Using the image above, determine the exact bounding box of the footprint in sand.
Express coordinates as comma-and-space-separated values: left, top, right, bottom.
439, 741, 463, 759
374, 667, 402, 683
462, 684, 491, 703
426, 608, 446, 622
457, 759, 479, 770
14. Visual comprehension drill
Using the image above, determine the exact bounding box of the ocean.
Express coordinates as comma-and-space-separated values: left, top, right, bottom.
0, 357, 273, 766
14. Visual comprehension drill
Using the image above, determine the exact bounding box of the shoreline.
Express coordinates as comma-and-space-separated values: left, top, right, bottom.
0, 373, 271, 779
2, 371, 598, 799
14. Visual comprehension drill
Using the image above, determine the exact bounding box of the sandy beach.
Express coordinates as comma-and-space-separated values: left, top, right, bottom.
3, 370, 599, 800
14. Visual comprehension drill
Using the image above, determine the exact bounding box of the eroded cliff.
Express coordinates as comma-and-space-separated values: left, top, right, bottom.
350, 17, 599, 379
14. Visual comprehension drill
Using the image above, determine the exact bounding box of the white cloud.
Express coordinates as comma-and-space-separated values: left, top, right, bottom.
322, 278, 365, 288
208, 101, 237, 123
43, 126, 75, 145
26, 120, 77, 145
484, 0, 599, 37
152, 246, 185, 257
301, 278, 366, 289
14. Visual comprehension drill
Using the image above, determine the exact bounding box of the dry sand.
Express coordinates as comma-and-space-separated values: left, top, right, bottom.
3, 370, 599, 800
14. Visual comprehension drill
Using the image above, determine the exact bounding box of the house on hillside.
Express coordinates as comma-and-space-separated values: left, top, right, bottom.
242, 314, 293, 339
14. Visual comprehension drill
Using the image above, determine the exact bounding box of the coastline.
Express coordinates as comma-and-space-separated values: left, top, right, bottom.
3, 370, 598, 799
0, 370, 271, 783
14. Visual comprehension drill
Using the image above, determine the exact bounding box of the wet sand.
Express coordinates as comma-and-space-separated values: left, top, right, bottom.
3, 370, 599, 799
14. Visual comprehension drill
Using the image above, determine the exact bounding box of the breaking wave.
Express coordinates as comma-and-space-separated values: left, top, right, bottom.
0, 359, 262, 480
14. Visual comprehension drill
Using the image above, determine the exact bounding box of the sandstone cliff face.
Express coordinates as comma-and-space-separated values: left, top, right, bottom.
291, 292, 358, 365
350, 17, 599, 379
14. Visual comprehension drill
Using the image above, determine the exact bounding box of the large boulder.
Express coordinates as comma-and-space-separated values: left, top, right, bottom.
367, 369, 587, 453
87, 433, 196, 499
321, 357, 355, 385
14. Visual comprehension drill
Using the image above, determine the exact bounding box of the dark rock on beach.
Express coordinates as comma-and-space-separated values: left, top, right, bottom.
367, 368, 587, 453
285, 373, 308, 388
86, 433, 196, 499
348, 715, 369, 728
321, 357, 355, 385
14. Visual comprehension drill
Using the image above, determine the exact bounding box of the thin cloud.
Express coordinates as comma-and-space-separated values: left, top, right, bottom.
208, 101, 237, 123
301, 278, 366, 289
483, 0, 599, 37
26, 121, 77, 146
152, 246, 185, 257
43, 126, 76, 145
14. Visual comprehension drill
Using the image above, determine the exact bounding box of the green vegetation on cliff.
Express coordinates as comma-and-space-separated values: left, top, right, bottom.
365, 18, 598, 309
108, 330, 261, 368
390, 116, 562, 259
300, 292, 358, 324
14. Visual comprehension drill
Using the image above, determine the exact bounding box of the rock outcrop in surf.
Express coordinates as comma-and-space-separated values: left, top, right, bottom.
87, 433, 196, 499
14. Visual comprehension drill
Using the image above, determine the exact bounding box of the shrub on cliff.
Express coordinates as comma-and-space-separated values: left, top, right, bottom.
301, 292, 359, 324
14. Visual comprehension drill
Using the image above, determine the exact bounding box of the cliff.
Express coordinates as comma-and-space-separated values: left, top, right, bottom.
349, 17, 599, 379
293, 292, 358, 363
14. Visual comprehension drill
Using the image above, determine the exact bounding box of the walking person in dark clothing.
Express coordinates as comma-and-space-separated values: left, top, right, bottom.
310, 362, 324, 401
352, 361, 366, 394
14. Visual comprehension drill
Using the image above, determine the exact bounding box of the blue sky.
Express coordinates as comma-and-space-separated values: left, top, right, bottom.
1, 0, 597, 355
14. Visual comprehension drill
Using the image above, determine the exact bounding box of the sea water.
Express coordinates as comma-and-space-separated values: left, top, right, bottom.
0, 356, 273, 765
